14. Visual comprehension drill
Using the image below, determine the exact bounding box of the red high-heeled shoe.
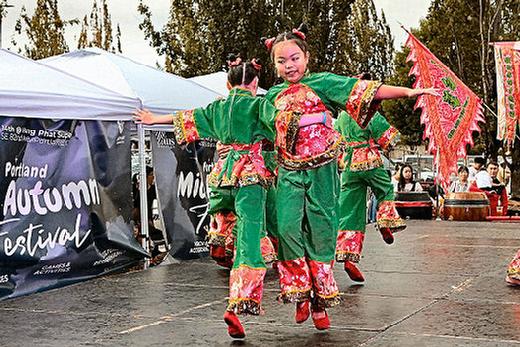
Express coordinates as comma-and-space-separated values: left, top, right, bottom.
344, 261, 365, 282
223, 311, 245, 339
379, 227, 394, 245
311, 307, 330, 330
295, 300, 310, 323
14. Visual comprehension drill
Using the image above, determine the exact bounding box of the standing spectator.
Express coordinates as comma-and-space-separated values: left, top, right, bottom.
468, 157, 485, 183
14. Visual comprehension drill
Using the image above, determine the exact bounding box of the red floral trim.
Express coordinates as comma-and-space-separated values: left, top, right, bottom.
276, 257, 312, 303
207, 212, 236, 247
377, 201, 407, 231
377, 126, 400, 150
228, 265, 267, 315
260, 236, 277, 264
308, 260, 340, 309
349, 141, 383, 171
507, 250, 520, 283
336, 230, 364, 262
172, 110, 200, 144
207, 142, 275, 188
345, 80, 382, 128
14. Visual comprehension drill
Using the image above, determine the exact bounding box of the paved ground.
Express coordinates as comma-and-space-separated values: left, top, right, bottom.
1, 220, 520, 346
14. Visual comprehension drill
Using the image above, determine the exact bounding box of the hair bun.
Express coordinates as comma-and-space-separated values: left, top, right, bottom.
297, 23, 309, 35
226, 53, 242, 68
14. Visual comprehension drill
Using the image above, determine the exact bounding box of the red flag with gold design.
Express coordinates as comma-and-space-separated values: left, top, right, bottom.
493, 42, 520, 146
405, 32, 485, 190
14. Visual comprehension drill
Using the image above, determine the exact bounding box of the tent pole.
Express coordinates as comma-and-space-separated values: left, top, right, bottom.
138, 123, 150, 269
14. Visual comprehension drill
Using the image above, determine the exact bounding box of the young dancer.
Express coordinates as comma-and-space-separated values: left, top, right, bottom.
134, 55, 327, 339
335, 109, 406, 282
262, 23, 437, 330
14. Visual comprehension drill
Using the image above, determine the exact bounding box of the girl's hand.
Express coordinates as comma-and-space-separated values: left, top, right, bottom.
133, 109, 156, 125
412, 87, 441, 98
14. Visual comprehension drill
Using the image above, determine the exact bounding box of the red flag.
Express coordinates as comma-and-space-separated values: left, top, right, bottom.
493, 42, 520, 146
405, 32, 485, 190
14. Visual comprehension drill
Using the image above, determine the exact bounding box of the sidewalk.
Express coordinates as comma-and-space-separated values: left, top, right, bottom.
1, 220, 519, 346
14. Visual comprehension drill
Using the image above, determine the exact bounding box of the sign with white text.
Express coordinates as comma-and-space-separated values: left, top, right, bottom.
151, 131, 216, 259
0, 117, 146, 300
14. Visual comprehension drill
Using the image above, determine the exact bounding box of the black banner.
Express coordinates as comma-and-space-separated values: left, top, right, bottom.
0, 117, 146, 300
151, 131, 216, 259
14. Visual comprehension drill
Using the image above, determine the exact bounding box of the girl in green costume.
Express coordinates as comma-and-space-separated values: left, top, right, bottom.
134, 55, 327, 339
262, 23, 438, 330
335, 110, 406, 283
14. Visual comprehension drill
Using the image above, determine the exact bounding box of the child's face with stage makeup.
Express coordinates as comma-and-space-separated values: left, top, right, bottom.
273, 40, 309, 83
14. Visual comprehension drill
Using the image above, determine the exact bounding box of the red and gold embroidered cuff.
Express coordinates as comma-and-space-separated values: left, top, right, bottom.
276, 258, 312, 303
228, 265, 266, 315
260, 236, 277, 264
377, 201, 407, 232
507, 250, 520, 281
346, 80, 382, 128
377, 126, 400, 150
308, 260, 341, 309
336, 230, 365, 262
172, 109, 200, 144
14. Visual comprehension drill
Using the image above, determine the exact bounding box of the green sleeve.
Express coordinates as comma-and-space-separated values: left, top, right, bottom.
368, 112, 400, 150
258, 99, 278, 143
192, 101, 219, 139
319, 72, 382, 127
319, 72, 360, 109
172, 101, 219, 144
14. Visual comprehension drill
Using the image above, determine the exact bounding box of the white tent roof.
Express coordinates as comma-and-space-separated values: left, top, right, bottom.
189, 71, 268, 96
0, 49, 139, 120
42, 48, 221, 115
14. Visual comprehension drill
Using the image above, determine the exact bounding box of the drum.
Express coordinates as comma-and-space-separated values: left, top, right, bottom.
395, 192, 433, 219
443, 192, 489, 221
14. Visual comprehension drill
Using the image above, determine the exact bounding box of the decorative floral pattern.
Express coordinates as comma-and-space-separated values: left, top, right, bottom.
277, 257, 312, 303
207, 142, 274, 188
377, 126, 400, 150
347, 139, 384, 172
227, 265, 267, 315
260, 236, 277, 264
308, 260, 341, 309
345, 80, 382, 128
274, 84, 343, 170
172, 110, 200, 144
377, 201, 407, 231
207, 211, 236, 247
336, 230, 365, 262
507, 250, 520, 285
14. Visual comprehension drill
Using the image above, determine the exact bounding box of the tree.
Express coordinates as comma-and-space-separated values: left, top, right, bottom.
137, 0, 393, 87
77, 0, 122, 53
13, 0, 78, 60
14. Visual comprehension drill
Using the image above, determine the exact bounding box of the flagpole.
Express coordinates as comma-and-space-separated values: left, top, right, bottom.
435, 147, 441, 221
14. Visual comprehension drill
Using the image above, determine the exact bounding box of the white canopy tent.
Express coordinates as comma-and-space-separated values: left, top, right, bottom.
189, 71, 268, 96
42, 48, 220, 114
42, 48, 222, 266
0, 49, 139, 119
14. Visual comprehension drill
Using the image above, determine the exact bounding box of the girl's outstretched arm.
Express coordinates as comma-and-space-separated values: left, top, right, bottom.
133, 109, 173, 125
375, 85, 439, 100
